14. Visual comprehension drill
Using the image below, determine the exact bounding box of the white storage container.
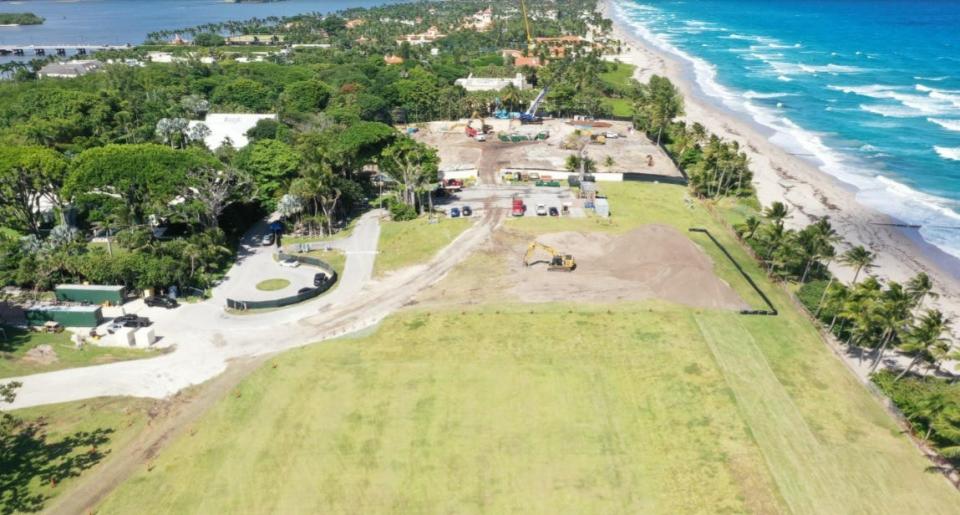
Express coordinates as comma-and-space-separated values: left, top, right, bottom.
134, 327, 156, 347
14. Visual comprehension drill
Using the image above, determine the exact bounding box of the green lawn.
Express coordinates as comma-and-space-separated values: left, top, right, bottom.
375, 216, 472, 276
0, 325, 156, 379
601, 97, 633, 117
96, 303, 959, 513
4, 397, 157, 514
600, 62, 637, 91
254, 278, 290, 291
296, 249, 346, 277
284, 218, 360, 246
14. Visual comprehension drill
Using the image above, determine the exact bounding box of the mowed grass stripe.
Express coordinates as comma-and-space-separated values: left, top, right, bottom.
695, 312, 846, 514
97, 307, 778, 514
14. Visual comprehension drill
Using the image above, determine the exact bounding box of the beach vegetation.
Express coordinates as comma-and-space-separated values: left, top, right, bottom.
0, 13, 44, 26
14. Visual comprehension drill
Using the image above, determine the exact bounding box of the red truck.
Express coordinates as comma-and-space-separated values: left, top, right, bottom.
511, 195, 526, 217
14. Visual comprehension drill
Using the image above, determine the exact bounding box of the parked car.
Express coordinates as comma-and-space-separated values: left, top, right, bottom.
261, 233, 275, 246
605, 132, 620, 139
313, 272, 329, 287
110, 314, 151, 330
278, 256, 300, 268
549, 206, 560, 217
449, 207, 461, 218
462, 205, 473, 217
475, 134, 487, 142
536, 204, 547, 216
144, 295, 178, 309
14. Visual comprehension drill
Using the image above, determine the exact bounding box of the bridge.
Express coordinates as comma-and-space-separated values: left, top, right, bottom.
0, 44, 130, 57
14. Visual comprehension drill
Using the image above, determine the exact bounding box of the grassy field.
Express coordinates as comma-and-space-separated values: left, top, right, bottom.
600, 62, 637, 91
375, 216, 472, 276
96, 303, 959, 513
601, 97, 633, 117
0, 325, 155, 379
3, 397, 156, 514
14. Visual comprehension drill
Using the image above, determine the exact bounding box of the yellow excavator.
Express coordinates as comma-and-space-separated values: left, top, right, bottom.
523, 241, 576, 271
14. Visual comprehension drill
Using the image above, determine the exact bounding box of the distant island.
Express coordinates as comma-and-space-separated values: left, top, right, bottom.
0, 13, 44, 26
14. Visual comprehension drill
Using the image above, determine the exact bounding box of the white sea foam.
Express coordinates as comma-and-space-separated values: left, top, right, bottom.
830, 84, 959, 117
928, 118, 960, 132
915, 76, 949, 81
614, 0, 960, 258
769, 62, 867, 77
859, 104, 923, 118
935, 146, 960, 161
743, 90, 795, 99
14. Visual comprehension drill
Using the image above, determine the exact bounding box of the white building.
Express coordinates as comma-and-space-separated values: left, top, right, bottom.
146, 52, 216, 64
38, 60, 103, 79
454, 73, 527, 92
189, 113, 277, 150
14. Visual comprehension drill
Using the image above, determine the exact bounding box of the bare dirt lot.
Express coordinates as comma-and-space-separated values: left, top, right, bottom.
412, 118, 683, 179
510, 225, 747, 309
417, 223, 747, 310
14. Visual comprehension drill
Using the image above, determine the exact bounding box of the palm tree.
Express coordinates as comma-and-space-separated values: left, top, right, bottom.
501, 83, 521, 112
840, 245, 876, 284
737, 216, 761, 241
896, 309, 951, 380
910, 391, 950, 441
870, 282, 913, 372
906, 272, 937, 310
763, 201, 789, 225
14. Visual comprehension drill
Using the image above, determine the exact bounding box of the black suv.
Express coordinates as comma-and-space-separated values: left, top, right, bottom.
313, 272, 329, 287
144, 295, 179, 309
111, 314, 151, 328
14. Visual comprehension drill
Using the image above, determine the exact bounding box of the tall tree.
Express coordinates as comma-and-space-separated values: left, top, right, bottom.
0, 146, 68, 234
840, 245, 876, 284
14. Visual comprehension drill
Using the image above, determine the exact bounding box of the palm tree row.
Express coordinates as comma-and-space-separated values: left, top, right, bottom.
735, 201, 837, 283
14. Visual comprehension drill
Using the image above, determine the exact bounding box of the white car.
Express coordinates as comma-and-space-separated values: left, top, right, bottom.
605, 132, 620, 139
536, 204, 547, 216
475, 134, 487, 142
278, 256, 300, 268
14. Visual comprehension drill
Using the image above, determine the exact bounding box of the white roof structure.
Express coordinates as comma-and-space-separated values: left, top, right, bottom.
38, 60, 103, 79
189, 113, 277, 150
454, 73, 527, 92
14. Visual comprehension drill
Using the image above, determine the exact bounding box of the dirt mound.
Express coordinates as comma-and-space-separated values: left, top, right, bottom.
23, 344, 59, 365
511, 225, 747, 310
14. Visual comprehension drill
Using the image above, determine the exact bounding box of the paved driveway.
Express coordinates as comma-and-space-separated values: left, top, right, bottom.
5, 206, 502, 409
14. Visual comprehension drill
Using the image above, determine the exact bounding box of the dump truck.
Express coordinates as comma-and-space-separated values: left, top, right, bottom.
511, 195, 526, 217
523, 241, 576, 271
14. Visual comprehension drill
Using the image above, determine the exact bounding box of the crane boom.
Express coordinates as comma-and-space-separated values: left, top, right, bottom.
519, 0, 533, 48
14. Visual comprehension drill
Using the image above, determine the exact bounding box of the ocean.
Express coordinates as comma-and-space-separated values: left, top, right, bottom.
614, 0, 960, 259
0, 0, 396, 61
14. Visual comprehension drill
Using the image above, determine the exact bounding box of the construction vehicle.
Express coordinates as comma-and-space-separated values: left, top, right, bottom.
520, 87, 548, 124
511, 195, 526, 216
523, 241, 576, 271
465, 111, 492, 138
520, 0, 535, 49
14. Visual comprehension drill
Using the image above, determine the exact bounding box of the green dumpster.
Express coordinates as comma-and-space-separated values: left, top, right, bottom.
26, 305, 103, 328
55, 284, 125, 305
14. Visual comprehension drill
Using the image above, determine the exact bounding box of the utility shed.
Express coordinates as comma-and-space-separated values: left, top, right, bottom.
55, 284, 125, 305
26, 305, 103, 328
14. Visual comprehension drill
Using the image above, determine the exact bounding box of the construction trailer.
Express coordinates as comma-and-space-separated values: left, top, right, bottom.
26, 305, 104, 328
55, 284, 125, 305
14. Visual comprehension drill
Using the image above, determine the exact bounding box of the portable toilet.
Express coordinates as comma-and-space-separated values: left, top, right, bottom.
595, 198, 610, 218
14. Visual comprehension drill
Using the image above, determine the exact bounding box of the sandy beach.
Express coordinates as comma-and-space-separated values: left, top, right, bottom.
602, 0, 960, 364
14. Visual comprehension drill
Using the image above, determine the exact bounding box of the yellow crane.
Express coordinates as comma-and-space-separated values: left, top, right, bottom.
523, 241, 576, 271
519, 0, 534, 49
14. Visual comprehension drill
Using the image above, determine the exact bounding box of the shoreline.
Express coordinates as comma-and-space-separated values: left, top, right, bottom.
601, 0, 960, 343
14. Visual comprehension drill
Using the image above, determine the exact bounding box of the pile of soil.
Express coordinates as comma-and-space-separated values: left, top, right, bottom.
510, 225, 747, 310
23, 344, 59, 365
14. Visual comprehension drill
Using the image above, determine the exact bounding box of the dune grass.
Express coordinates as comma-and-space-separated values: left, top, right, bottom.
254, 278, 290, 292
96, 303, 958, 513
0, 325, 155, 379
374, 216, 472, 276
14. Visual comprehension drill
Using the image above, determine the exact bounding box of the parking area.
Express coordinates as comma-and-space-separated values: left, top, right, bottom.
435, 184, 587, 218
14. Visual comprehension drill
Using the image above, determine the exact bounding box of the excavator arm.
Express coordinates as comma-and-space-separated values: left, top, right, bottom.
523, 241, 576, 271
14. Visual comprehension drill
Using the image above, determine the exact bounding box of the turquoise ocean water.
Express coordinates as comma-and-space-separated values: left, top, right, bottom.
614, 0, 960, 259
